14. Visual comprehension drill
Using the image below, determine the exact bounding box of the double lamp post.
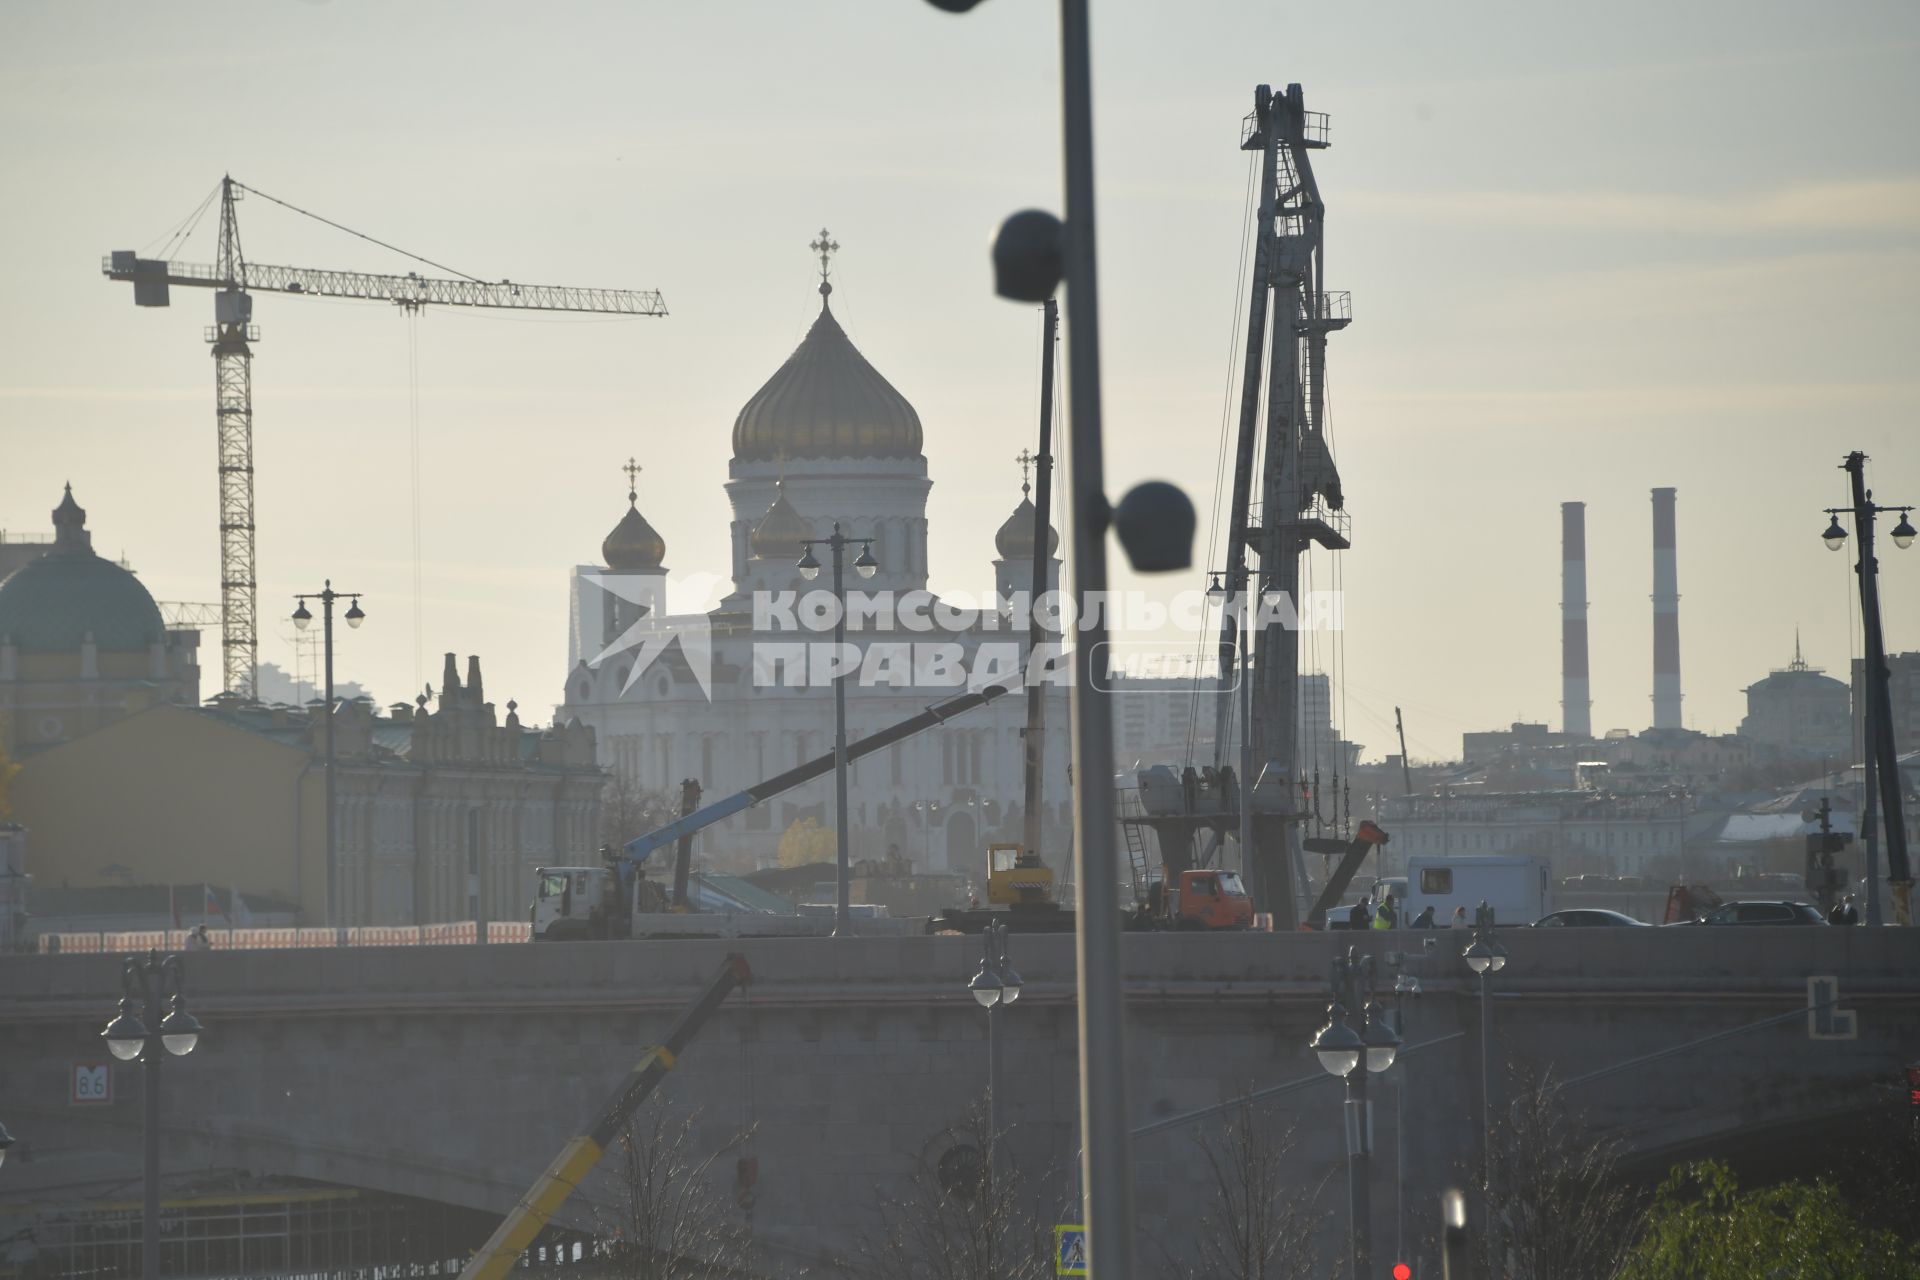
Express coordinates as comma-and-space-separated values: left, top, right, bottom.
795, 525, 877, 938
100, 950, 206, 1280
291, 582, 365, 929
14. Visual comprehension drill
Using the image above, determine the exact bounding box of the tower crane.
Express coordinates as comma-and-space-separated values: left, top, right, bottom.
104, 176, 668, 699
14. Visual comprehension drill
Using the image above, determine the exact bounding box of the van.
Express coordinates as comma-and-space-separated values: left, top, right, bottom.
1398, 855, 1549, 927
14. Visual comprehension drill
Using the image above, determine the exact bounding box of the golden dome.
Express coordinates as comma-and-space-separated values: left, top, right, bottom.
994, 484, 1059, 561
603, 500, 666, 572
732, 298, 923, 462
750, 483, 816, 561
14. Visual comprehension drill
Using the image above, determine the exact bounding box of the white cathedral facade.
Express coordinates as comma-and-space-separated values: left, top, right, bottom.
558, 261, 1072, 876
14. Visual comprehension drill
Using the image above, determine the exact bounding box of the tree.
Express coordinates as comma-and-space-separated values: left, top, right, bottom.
1483, 1067, 1639, 1280
778, 817, 837, 869
590, 1104, 754, 1280
0, 717, 19, 821
603, 773, 678, 851
1618, 1159, 1920, 1280
851, 1100, 1060, 1280
1167, 1096, 1325, 1280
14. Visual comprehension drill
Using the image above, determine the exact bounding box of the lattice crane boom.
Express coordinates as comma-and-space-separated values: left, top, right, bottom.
104, 254, 670, 315
104, 176, 667, 699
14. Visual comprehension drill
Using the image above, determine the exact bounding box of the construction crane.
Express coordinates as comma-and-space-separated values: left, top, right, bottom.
104, 176, 668, 699
1209, 85, 1350, 925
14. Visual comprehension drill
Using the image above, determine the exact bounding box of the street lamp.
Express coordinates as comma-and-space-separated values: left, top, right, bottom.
796, 524, 877, 937
925, 1, 1205, 1270
968, 921, 1022, 1169
100, 950, 204, 1280
291, 581, 365, 930
1308, 945, 1401, 1277
1463, 901, 1508, 1264
1820, 451, 1914, 926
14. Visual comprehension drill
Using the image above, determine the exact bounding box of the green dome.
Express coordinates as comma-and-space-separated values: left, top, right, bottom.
0, 486, 166, 654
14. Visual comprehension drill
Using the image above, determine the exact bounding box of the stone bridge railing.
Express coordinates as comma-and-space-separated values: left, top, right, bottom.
2, 928, 1913, 1271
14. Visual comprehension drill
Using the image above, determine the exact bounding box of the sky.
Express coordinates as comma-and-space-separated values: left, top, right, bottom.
2, 0, 1916, 764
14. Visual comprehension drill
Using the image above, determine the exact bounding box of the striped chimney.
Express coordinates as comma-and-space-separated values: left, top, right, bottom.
1561, 502, 1591, 738
1651, 487, 1682, 729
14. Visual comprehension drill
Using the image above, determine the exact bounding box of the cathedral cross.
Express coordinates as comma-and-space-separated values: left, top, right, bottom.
1016, 448, 1035, 494
811, 228, 839, 290
623, 456, 642, 504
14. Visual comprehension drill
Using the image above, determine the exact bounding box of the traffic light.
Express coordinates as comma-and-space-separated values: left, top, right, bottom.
1393, 1265, 1412, 1280
1906, 1062, 1920, 1111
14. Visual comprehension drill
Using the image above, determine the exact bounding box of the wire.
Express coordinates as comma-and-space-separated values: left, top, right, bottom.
235, 181, 490, 284
140, 183, 220, 260
1184, 148, 1260, 768
408, 312, 424, 697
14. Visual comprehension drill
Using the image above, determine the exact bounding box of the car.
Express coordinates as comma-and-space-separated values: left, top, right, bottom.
1667, 900, 1828, 926
1534, 908, 1648, 927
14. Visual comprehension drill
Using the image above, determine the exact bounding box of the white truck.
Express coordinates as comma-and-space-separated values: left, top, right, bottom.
1352, 854, 1550, 927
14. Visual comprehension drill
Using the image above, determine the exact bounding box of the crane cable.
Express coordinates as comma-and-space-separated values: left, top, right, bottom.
143, 183, 221, 261
407, 312, 425, 698
1185, 148, 1260, 768
235, 181, 492, 284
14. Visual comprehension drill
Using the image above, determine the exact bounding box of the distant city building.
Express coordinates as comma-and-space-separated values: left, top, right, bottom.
1737, 640, 1851, 761
1107, 670, 1363, 778
1852, 650, 1920, 768
1461, 721, 1580, 765
0, 529, 54, 581
1596, 726, 1755, 789
0, 487, 200, 759
1377, 788, 1699, 877
13, 655, 601, 926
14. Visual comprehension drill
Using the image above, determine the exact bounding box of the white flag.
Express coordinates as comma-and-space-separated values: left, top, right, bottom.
231, 887, 255, 927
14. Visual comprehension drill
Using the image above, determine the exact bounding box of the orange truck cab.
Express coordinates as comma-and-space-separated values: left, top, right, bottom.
1172, 869, 1254, 930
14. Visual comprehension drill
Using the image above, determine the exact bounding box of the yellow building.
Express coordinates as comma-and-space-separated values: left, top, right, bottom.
0, 486, 200, 758
14, 655, 604, 925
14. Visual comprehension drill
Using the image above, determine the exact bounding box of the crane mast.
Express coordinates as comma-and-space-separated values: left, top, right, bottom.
1212, 85, 1350, 924
105, 177, 669, 699
210, 177, 259, 698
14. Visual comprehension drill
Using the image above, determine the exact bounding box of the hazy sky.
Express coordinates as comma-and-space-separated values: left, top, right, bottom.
3, 1, 1915, 762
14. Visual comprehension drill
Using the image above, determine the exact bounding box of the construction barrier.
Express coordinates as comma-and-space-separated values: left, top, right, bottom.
37, 923, 531, 954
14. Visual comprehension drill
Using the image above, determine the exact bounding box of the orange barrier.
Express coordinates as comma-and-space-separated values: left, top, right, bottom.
38, 921, 531, 953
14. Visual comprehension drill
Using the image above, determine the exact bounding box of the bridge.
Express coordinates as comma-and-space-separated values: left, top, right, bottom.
2, 930, 1912, 1273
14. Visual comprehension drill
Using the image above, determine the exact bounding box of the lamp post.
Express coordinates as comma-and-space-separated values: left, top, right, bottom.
101, 950, 204, 1280
291, 582, 365, 929
967, 919, 1023, 1165
1390, 963, 1422, 1268
928, 5, 1198, 1269
1462, 901, 1509, 1263
798, 526, 878, 937
1822, 452, 1914, 927
1309, 944, 1402, 1277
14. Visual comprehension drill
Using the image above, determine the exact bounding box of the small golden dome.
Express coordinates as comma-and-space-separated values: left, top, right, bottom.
994, 484, 1059, 561
603, 500, 666, 572
750, 483, 815, 561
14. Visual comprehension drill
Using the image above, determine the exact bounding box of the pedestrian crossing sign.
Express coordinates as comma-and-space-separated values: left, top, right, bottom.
1055, 1224, 1088, 1276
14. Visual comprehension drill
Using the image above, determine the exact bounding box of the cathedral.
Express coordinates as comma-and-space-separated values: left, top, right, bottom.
559, 242, 1071, 877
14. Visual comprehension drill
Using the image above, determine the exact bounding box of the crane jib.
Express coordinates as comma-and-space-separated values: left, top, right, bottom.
103, 254, 667, 316
618, 677, 1020, 862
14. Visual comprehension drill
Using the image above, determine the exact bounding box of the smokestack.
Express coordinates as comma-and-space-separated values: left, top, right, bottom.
1561, 502, 1591, 738
1651, 487, 1682, 729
